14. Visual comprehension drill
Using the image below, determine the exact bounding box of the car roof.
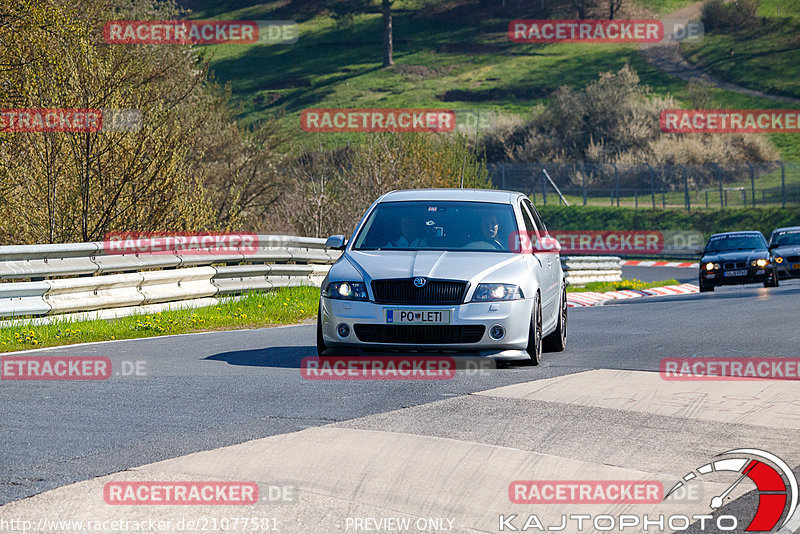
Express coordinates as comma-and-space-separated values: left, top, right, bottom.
378, 188, 522, 204
772, 226, 800, 233
709, 231, 764, 238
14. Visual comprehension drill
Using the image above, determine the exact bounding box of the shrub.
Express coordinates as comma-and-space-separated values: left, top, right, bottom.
702, 0, 761, 32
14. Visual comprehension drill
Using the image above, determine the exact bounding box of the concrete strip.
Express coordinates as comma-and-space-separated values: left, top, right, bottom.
0, 426, 731, 533
477, 369, 800, 430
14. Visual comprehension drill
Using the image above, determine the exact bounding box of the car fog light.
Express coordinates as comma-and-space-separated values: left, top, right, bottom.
776, 257, 784, 263
489, 325, 505, 340
337, 323, 350, 338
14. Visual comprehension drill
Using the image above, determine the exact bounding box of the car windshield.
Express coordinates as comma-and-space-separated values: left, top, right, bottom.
352, 201, 518, 252
705, 234, 766, 252
771, 231, 800, 247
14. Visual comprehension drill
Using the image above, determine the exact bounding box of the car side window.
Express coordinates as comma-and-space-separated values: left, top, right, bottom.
524, 199, 547, 235
519, 202, 537, 234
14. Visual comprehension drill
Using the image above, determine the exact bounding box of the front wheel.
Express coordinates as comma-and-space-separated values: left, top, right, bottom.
543, 286, 567, 353
524, 293, 543, 365
764, 268, 779, 288
316, 305, 327, 356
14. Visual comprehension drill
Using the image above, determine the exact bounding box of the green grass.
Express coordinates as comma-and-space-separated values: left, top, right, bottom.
0, 286, 320, 353
568, 278, 681, 292
187, 0, 800, 160
681, 2, 800, 100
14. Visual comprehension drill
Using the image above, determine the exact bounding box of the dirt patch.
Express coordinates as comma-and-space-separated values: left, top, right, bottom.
393, 64, 460, 77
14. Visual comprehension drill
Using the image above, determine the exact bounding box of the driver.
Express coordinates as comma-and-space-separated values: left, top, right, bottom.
479, 213, 504, 250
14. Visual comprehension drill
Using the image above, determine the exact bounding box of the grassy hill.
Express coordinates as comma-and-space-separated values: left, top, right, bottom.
183, 0, 800, 161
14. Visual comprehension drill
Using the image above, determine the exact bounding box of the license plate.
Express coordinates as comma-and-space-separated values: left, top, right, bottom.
792, 263, 800, 270
723, 270, 747, 277
386, 309, 450, 325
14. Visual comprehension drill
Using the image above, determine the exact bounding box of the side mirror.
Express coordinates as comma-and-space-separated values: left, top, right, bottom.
694, 249, 704, 255
325, 235, 346, 250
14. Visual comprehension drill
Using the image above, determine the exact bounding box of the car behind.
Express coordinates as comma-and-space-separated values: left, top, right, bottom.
768, 226, 800, 280
698, 231, 778, 292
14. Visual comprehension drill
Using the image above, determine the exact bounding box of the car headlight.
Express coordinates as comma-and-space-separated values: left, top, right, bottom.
471, 283, 524, 302
323, 281, 369, 301
705, 262, 715, 271
776, 256, 784, 263
751, 259, 769, 267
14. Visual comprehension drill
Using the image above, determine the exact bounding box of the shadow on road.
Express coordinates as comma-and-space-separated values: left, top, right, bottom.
206, 345, 313, 368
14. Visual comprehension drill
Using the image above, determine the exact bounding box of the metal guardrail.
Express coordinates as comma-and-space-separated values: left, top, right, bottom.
562, 256, 623, 285
0, 236, 621, 320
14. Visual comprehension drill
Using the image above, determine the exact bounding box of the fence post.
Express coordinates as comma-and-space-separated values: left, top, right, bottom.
705, 190, 709, 208
681, 165, 690, 211
613, 164, 620, 207
662, 190, 665, 208
582, 166, 587, 206
501, 163, 506, 190
541, 168, 547, 205
777, 160, 786, 207
634, 190, 638, 208
747, 163, 755, 207
647, 164, 656, 208
716, 165, 724, 209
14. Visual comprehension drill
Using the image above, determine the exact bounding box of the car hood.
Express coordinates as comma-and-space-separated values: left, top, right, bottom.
773, 245, 800, 257
339, 250, 523, 284
702, 250, 769, 263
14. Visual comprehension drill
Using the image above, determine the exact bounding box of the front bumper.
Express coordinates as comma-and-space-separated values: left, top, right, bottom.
700, 266, 773, 286
775, 259, 800, 279
319, 296, 533, 353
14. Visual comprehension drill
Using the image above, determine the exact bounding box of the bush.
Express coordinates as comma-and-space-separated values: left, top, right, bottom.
277, 133, 491, 237
702, 0, 762, 32
476, 66, 779, 185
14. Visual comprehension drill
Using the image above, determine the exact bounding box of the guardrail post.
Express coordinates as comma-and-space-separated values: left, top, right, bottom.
747, 163, 756, 207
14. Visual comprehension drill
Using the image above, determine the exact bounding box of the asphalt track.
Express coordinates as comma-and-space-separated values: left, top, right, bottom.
1, 273, 799, 532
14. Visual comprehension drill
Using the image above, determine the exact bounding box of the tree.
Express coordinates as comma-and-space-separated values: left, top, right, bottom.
326, 0, 393, 68
607, 0, 624, 20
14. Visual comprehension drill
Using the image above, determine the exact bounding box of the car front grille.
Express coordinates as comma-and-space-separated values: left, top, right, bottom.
723, 262, 747, 269
371, 279, 468, 304
354, 324, 485, 344
787, 255, 800, 263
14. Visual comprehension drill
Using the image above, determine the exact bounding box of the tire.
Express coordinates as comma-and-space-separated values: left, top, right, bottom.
764, 268, 779, 288
524, 293, 543, 365
699, 279, 714, 293
543, 286, 567, 353
316, 305, 327, 356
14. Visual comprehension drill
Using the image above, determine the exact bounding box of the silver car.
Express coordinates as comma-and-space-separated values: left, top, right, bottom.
769, 226, 800, 280
316, 189, 567, 364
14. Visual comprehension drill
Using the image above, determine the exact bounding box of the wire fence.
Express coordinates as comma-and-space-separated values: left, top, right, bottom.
488, 162, 800, 209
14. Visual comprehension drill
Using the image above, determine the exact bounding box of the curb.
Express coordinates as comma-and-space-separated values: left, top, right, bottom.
621, 260, 698, 268
567, 283, 698, 307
